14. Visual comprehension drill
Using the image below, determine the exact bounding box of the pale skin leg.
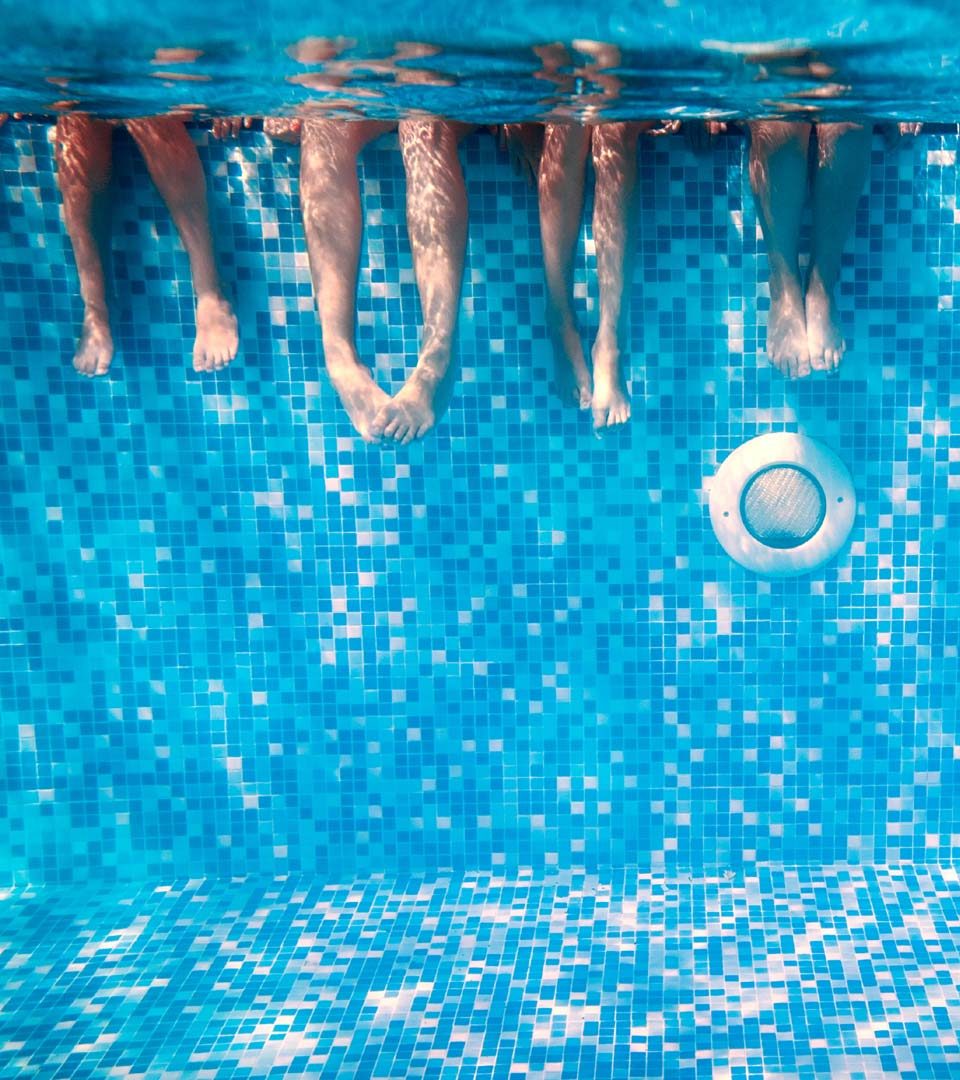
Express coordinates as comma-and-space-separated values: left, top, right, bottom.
538, 122, 592, 408
806, 122, 870, 372
55, 114, 115, 376
299, 118, 394, 442
125, 117, 239, 372
590, 121, 641, 430
371, 119, 472, 445
747, 121, 812, 378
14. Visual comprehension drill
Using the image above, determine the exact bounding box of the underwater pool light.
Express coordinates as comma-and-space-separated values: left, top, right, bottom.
709, 433, 856, 577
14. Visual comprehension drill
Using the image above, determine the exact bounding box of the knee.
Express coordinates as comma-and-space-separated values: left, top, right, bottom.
399, 119, 451, 169
591, 123, 638, 169
749, 121, 810, 159
55, 117, 112, 189
544, 123, 590, 165
815, 122, 868, 167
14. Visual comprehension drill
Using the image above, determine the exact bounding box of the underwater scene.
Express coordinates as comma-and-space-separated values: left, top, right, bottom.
4, 2, 960, 1077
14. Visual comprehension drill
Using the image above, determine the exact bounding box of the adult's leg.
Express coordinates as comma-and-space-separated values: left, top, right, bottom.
590, 121, 642, 430
372, 119, 472, 445
538, 122, 592, 408
125, 117, 239, 372
747, 120, 812, 378
300, 118, 394, 441
55, 114, 115, 376
806, 122, 871, 371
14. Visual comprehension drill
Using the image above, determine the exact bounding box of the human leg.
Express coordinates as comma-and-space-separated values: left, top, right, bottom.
372, 119, 472, 444
747, 120, 812, 378
538, 122, 592, 408
55, 114, 115, 376
126, 116, 239, 372
300, 118, 394, 441
806, 122, 871, 371
590, 121, 642, 430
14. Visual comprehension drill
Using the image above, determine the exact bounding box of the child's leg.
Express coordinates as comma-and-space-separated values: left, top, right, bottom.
55, 114, 115, 376
590, 121, 641, 430
538, 122, 592, 408
806, 122, 871, 372
300, 118, 394, 441
747, 120, 812, 378
125, 117, 239, 372
372, 119, 472, 445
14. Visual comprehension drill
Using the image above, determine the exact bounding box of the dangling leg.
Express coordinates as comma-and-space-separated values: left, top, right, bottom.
590, 121, 641, 431
125, 116, 239, 372
300, 118, 394, 441
55, 114, 115, 376
806, 122, 871, 372
372, 119, 473, 445
538, 122, 592, 408
747, 121, 812, 378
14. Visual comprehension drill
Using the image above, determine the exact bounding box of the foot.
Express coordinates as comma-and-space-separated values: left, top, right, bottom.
325, 344, 391, 443
590, 330, 631, 431
548, 316, 592, 409
193, 294, 239, 372
73, 309, 114, 377
805, 274, 845, 373
371, 364, 451, 445
765, 281, 810, 378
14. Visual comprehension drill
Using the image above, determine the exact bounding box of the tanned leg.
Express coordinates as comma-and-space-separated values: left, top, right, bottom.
538, 122, 592, 408
300, 118, 394, 441
747, 120, 812, 378
590, 121, 642, 430
126, 116, 239, 372
806, 122, 871, 372
372, 119, 473, 445
55, 114, 115, 376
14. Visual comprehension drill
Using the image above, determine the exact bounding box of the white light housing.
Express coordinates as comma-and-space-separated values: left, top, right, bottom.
709, 433, 856, 577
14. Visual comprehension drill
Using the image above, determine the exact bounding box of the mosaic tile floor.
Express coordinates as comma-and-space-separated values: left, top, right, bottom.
1, 867, 959, 1078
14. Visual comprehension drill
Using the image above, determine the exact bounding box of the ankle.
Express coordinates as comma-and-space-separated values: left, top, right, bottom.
196, 290, 229, 308
322, 338, 361, 370
82, 304, 110, 325
546, 307, 578, 336
806, 268, 835, 297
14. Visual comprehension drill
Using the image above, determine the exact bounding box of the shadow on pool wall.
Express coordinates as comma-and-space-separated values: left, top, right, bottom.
0, 122, 958, 886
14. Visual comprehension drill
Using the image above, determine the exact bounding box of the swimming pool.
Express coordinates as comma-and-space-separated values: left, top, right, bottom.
3, 16, 960, 1078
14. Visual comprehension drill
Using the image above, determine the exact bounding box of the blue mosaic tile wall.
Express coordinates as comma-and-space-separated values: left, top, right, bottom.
1, 122, 959, 886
